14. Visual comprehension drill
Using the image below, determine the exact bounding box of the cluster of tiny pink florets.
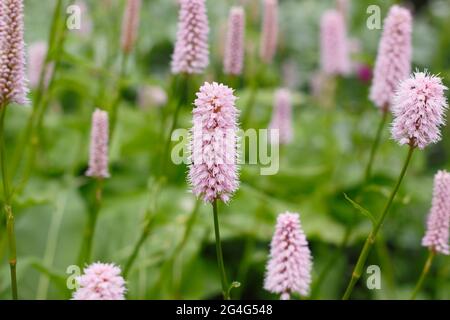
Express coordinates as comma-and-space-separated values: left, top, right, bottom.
188, 82, 239, 203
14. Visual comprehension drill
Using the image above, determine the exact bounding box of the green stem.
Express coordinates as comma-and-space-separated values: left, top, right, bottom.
123, 217, 153, 278
411, 250, 436, 300
10, 0, 65, 178
212, 200, 229, 300
123, 178, 161, 277
342, 146, 415, 300
0, 105, 18, 300
78, 178, 103, 265
109, 52, 130, 140
365, 109, 388, 182
160, 74, 188, 176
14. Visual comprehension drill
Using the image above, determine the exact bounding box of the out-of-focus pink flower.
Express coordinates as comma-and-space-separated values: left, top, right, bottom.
171, 0, 209, 74
269, 89, 293, 145
391, 71, 448, 150
356, 64, 372, 84
138, 85, 167, 109
27, 42, 54, 89
121, 0, 141, 54
0, 0, 29, 106
422, 170, 450, 255
86, 109, 110, 179
264, 212, 312, 300
260, 0, 278, 64
320, 9, 350, 76
224, 6, 245, 75
369, 5, 412, 111
72, 262, 126, 300
188, 82, 239, 203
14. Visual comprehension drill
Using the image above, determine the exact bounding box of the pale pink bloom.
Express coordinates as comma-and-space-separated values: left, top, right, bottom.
72, 262, 126, 300
264, 212, 312, 299
259, 0, 278, 64
171, 0, 209, 74
320, 9, 350, 76
0, 0, 28, 106
422, 170, 450, 255
188, 82, 239, 203
223, 7, 245, 75
369, 5, 412, 110
138, 85, 167, 109
121, 0, 141, 54
269, 89, 293, 145
391, 71, 448, 149
27, 42, 54, 89
86, 109, 110, 179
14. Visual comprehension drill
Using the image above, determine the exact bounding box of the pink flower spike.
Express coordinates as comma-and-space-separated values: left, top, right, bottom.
171, 0, 209, 74
269, 88, 294, 145
188, 82, 239, 204
391, 71, 448, 150
422, 170, 450, 255
259, 0, 278, 64
223, 6, 245, 76
264, 212, 312, 299
320, 9, 350, 76
370, 5, 412, 110
121, 0, 141, 54
72, 262, 126, 300
0, 0, 29, 106
86, 109, 110, 179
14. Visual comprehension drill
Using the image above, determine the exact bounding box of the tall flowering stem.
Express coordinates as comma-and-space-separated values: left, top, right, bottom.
79, 109, 110, 265
0, 0, 31, 299
343, 146, 414, 299
365, 5, 412, 180
344, 71, 448, 299
0, 105, 18, 299
213, 200, 229, 300
188, 82, 239, 299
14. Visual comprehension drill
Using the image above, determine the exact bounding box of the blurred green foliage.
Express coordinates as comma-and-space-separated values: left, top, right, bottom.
0, 0, 449, 300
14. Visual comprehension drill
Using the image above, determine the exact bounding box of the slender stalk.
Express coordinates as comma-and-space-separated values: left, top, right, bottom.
411, 250, 436, 300
212, 200, 229, 300
109, 52, 130, 139
342, 146, 415, 300
160, 74, 188, 176
123, 178, 161, 277
11, 0, 65, 178
0, 105, 18, 300
123, 217, 153, 278
78, 178, 104, 265
365, 109, 388, 182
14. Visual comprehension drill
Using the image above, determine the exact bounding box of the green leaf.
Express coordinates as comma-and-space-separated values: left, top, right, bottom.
343, 193, 377, 225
